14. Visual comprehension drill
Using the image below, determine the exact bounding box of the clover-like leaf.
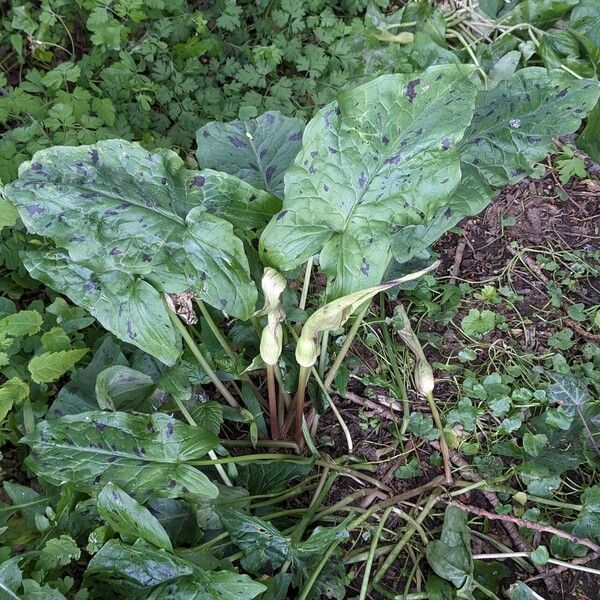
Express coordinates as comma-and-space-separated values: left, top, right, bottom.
21, 411, 219, 500
3, 140, 268, 364
196, 111, 304, 197
260, 65, 479, 299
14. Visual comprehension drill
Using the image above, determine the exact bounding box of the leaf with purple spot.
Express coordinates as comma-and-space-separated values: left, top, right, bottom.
261, 65, 478, 299
196, 111, 304, 197
4, 140, 261, 364
21, 410, 219, 500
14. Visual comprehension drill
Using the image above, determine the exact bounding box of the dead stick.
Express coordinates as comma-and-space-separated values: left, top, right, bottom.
431, 442, 540, 558
449, 237, 467, 285
447, 500, 600, 553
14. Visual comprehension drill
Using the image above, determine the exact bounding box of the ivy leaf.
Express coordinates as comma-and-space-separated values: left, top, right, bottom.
28, 348, 88, 384
393, 456, 423, 479
4, 140, 261, 364
523, 432, 548, 457
196, 111, 305, 197
97, 483, 173, 551
260, 65, 479, 299
426, 505, 473, 590
21, 411, 219, 500
507, 582, 546, 600
550, 372, 590, 415
550, 373, 599, 454
530, 545, 549, 566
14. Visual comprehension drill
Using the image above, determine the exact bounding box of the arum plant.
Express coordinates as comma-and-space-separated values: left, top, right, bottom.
293, 262, 440, 446
2, 64, 597, 457
255, 268, 287, 439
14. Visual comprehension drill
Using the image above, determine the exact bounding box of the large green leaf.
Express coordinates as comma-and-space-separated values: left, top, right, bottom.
219, 508, 349, 580
504, 0, 579, 27
425, 505, 473, 590
196, 111, 304, 197
24, 249, 181, 366
85, 540, 265, 599
3, 140, 266, 364
433, 68, 600, 244
147, 573, 266, 600
21, 411, 219, 500
98, 483, 173, 551
551, 485, 600, 558
260, 65, 479, 298
459, 68, 600, 188
570, 0, 600, 47
578, 101, 600, 162
95, 365, 156, 412
85, 539, 192, 593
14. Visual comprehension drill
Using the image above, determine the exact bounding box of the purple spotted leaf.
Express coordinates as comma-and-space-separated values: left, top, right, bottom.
457, 68, 600, 188
97, 482, 173, 551
21, 411, 219, 500
260, 65, 479, 299
3, 140, 271, 364
196, 111, 304, 197
434, 69, 600, 246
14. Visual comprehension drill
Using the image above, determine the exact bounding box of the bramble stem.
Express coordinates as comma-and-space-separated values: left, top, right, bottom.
266, 364, 279, 439
324, 300, 370, 389
172, 396, 233, 487
167, 307, 241, 409
294, 365, 311, 446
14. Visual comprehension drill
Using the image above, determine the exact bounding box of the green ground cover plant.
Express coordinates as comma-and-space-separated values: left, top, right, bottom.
1, 1, 600, 599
